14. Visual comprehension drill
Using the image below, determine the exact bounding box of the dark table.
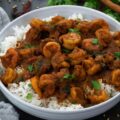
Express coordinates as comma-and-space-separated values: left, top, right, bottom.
0, 0, 120, 120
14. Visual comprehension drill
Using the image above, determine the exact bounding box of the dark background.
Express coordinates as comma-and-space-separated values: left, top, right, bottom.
0, 0, 120, 120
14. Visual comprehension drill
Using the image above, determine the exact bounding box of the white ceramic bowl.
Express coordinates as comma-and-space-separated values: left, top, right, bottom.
0, 5, 120, 120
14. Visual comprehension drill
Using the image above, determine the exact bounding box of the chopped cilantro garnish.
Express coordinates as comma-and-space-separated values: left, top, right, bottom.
68, 28, 80, 34
92, 38, 99, 45
24, 44, 33, 48
114, 52, 120, 60
28, 83, 32, 88
26, 93, 33, 100
63, 74, 75, 80
27, 65, 33, 72
92, 80, 101, 90
0, 68, 3, 75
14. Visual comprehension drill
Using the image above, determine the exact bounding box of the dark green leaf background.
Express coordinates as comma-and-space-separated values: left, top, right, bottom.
48, 0, 120, 22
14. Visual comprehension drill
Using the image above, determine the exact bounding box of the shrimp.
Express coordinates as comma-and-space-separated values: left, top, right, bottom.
103, 53, 114, 63
1, 68, 17, 85
111, 69, 120, 86
30, 18, 45, 31
26, 19, 50, 43
90, 19, 110, 32
39, 74, 56, 98
73, 65, 86, 81
26, 18, 45, 42
68, 47, 86, 65
43, 42, 61, 58
95, 53, 114, 64
70, 87, 86, 105
25, 28, 39, 43
114, 40, 120, 47
1, 48, 19, 68
51, 16, 65, 24
84, 58, 94, 68
87, 64, 101, 75
59, 33, 81, 50
113, 32, 120, 47
53, 68, 69, 80
51, 52, 70, 70
82, 38, 101, 52
39, 38, 55, 53
113, 31, 120, 40
76, 21, 91, 33
87, 90, 109, 104
83, 58, 101, 75
95, 28, 112, 47
113, 60, 120, 69
18, 48, 35, 58
55, 19, 74, 34
33, 56, 51, 76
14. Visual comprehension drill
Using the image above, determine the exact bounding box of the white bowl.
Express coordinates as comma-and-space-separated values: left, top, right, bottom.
0, 5, 120, 120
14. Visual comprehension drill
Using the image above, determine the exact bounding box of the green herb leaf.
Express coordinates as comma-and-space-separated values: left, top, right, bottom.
92, 38, 99, 45
114, 52, 120, 60
27, 65, 33, 72
112, 0, 120, 4
68, 28, 80, 34
103, 8, 120, 22
72, 101, 77, 104
26, 93, 33, 100
0, 68, 3, 75
83, 0, 100, 9
28, 83, 32, 88
48, 0, 64, 5
48, 0, 77, 6
24, 44, 33, 48
63, 74, 75, 80
62, 48, 71, 54
92, 80, 101, 90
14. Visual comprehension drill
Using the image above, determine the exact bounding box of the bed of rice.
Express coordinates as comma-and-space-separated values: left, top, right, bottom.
0, 13, 119, 110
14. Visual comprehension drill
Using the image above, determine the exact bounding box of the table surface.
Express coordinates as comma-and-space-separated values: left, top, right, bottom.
0, 0, 120, 120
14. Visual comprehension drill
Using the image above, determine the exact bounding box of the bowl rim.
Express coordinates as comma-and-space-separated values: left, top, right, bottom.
0, 5, 120, 113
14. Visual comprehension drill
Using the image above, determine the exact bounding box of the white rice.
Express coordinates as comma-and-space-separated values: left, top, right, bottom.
0, 13, 119, 110
42, 14, 58, 21
8, 80, 83, 110
0, 36, 17, 56
68, 13, 83, 20
0, 24, 31, 56
101, 83, 119, 97
13, 25, 31, 40
8, 79, 119, 110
